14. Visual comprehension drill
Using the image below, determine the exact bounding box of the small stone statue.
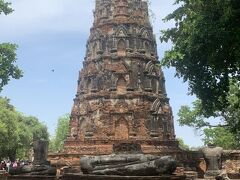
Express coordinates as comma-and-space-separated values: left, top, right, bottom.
201, 144, 223, 178
33, 140, 49, 165
80, 154, 177, 176
9, 140, 56, 176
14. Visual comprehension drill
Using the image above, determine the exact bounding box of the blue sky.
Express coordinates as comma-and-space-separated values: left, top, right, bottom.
0, 0, 203, 147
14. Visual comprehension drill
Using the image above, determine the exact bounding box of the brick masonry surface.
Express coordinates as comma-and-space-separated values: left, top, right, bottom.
64, 0, 178, 155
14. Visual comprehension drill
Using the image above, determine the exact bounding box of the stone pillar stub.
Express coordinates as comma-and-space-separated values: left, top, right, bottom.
201, 145, 223, 178
33, 140, 49, 165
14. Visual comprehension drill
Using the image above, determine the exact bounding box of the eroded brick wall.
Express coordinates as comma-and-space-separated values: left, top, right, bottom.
64, 0, 178, 155
222, 150, 240, 174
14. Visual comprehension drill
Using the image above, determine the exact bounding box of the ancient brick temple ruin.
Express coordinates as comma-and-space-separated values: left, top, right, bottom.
48, 1, 240, 179
64, 0, 179, 155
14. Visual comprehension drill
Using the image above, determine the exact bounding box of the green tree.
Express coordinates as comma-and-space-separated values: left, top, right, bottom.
203, 127, 238, 149
0, 97, 49, 160
0, 97, 20, 161
161, 0, 240, 116
16, 116, 49, 159
177, 82, 240, 149
49, 114, 70, 153
177, 138, 190, 150
0, 0, 23, 92
0, 0, 13, 15
20, 116, 49, 141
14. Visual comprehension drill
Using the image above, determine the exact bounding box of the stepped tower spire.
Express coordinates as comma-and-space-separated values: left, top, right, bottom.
64, 0, 178, 155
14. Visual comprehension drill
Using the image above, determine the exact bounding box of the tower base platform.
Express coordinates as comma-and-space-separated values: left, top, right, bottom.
62, 174, 186, 180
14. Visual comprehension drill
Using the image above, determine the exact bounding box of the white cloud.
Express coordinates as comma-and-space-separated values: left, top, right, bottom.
0, 0, 178, 41
0, 0, 95, 40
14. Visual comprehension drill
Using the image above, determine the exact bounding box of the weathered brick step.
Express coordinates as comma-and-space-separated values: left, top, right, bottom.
62, 174, 186, 180
6, 176, 57, 180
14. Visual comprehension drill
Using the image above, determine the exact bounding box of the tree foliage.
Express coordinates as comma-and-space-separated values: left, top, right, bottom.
177, 138, 190, 150
203, 127, 238, 149
161, 0, 240, 115
0, 0, 13, 15
0, 97, 49, 161
177, 82, 240, 149
0, 1, 23, 92
0, 43, 23, 91
49, 114, 70, 153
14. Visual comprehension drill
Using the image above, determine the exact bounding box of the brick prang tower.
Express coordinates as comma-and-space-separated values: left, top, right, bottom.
64, 0, 179, 155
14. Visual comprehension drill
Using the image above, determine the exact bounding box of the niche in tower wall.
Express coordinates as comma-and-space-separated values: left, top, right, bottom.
136, 38, 142, 50
109, 38, 116, 53
128, 62, 140, 90
101, 38, 106, 52
78, 116, 84, 129
143, 75, 152, 92
151, 77, 159, 94
91, 76, 99, 92
149, 115, 161, 138
143, 41, 150, 55
149, 98, 167, 138
86, 78, 92, 93
102, 71, 113, 91
127, 70, 134, 91
159, 75, 167, 95
84, 117, 95, 139
117, 39, 126, 56
115, 116, 129, 140
110, 73, 117, 91
79, 79, 84, 94
163, 119, 170, 140
129, 116, 138, 137
85, 76, 99, 93
78, 116, 86, 140
144, 60, 161, 92
91, 42, 98, 59
126, 37, 133, 52
116, 75, 127, 94
69, 116, 78, 139
96, 73, 104, 91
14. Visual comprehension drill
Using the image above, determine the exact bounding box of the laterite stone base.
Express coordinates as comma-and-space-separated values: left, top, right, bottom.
62, 174, 186, 180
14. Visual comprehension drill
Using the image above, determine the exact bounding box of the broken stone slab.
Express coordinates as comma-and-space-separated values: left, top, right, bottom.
80, 154, 177, 176
9, 165, 56, 176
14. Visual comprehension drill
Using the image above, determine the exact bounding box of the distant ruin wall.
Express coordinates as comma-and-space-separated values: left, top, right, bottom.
222, 150, 240, 174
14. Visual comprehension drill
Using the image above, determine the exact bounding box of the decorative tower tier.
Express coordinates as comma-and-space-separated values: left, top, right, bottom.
64, 0, 179, 155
